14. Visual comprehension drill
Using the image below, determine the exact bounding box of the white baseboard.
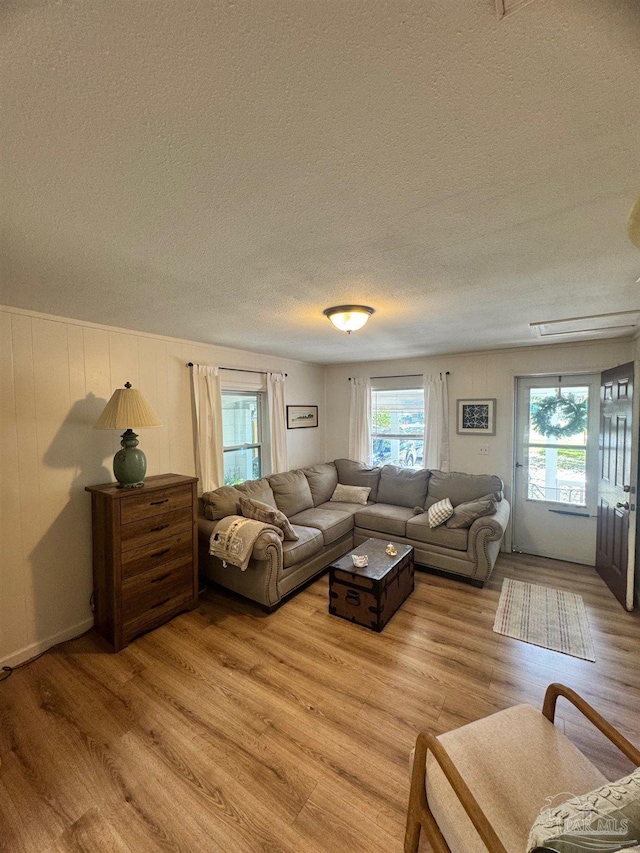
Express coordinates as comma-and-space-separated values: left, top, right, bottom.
1, 618, 95, 670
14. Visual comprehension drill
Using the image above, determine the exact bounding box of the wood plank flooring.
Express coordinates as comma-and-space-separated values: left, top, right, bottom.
1, 553, 639, 852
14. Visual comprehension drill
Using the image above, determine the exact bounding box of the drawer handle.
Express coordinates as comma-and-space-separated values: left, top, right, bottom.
151, 548, 170, 560
151, 572, 171, 583
346, 590, 361, 607
150, 524, 169, 533
150, 498, 169, 506
151, 597, 171, 610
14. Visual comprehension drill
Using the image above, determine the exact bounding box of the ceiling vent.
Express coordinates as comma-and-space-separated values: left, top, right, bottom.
530, 310, 640, 340
496, 0, 538, 20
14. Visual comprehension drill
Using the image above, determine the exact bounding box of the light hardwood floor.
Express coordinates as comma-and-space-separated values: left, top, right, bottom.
1, 554, 639, 853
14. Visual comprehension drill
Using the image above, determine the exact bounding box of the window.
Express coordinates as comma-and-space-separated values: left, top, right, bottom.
524, 384, 589, 506
222, 390, 267, 485
371, 383, 424, 469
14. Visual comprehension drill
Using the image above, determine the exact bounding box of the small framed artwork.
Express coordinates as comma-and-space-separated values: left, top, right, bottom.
286, 405, 319, 429
457, 399, 496, 435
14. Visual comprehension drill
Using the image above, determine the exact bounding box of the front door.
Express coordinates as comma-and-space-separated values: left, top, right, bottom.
513, 374, 600, 565
596, 362, 635, 610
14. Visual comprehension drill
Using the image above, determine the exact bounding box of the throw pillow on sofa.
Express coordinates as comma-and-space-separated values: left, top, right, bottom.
334, 459, 382, 501
446, 494, 498, 529
330, 483, 371, 505
427, 498, 454, 528
238, 496, 299, 541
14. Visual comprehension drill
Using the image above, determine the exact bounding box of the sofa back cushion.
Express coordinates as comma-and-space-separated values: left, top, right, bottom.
334, 459, 382, 502
269, 469, 314, 517
376, 464, 431, 509
202, 485, 242, 521
238, 496, 299, 541
236, 477, 278, 508
303, 462, 338, 506
425, 470, 504, 509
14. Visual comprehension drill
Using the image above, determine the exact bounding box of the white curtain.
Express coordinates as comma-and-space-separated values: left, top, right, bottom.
267, 372, 288, 474
349, 377, 371, 464
424, 373, 450, 472
190, 364, 224, 495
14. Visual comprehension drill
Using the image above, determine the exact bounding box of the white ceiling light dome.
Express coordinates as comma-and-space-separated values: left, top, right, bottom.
323, 305, 375, 334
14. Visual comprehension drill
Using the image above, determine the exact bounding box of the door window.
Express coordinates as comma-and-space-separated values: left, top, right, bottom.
525, 385, 589, 506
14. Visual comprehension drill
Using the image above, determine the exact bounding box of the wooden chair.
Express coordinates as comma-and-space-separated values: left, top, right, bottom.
405, 683, 640, 853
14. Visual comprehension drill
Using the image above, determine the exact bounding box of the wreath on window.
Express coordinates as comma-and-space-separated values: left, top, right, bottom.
530, 393, 587, 439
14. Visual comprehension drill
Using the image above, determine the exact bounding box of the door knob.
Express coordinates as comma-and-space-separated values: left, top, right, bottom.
515, 462, 523, 468
623, 485, 631, 493
616, 501, 630, 510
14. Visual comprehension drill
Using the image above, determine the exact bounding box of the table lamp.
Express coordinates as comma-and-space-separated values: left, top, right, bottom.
94, 382, 162, 488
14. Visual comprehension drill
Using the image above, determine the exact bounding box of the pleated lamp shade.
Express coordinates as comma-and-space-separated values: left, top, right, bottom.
95, 383, 161, 487
95, 383, 162, 430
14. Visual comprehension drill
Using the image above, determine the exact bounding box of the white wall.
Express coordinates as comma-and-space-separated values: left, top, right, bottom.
324, 338, 634, 544
0, 307, 326, 667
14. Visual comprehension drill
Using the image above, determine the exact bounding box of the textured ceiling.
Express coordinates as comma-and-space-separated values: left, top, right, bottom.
2, 0, 640, 364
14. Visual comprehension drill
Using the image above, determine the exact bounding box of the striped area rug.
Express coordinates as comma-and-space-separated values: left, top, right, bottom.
493, 578, 595, 662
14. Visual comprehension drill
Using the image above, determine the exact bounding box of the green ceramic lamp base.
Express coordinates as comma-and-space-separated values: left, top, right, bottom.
113, 429, 148, 488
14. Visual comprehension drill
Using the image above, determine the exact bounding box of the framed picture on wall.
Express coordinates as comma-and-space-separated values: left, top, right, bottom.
456, 398, 496, 435
286, 405, 318, 429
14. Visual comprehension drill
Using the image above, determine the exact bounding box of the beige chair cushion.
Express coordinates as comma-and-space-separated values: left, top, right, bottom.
334, 458, 382, 502
236, 478, 278, 508
406, 512, 468, 551
281, 525, 324, 568
446, 495, 498, 529
288, 507, 355, 545
269, 469, 314, 517
426, 704, 607, 853
238, 496, 299, 541
330, 483, 370, 505
354, 504, 415, 537
425, 470, 504, 510
377, 464, 430, 508
303, 462, 339, 506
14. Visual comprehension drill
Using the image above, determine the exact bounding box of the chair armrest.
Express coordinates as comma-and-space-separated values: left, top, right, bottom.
542, 683, 640, 765
411, 730, 508, 853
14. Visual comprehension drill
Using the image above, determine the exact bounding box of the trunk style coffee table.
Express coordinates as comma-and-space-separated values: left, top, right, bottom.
328, 538, 414, 632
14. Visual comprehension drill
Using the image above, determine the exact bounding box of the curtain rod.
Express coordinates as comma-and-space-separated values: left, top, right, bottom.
187, 363, 287, 377
348, 372, 450, 380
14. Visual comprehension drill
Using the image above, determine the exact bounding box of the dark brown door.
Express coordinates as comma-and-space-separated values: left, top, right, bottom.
596, 362, 634, 609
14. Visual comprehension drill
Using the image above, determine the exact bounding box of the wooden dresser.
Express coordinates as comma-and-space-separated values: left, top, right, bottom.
86, 473, 199, 651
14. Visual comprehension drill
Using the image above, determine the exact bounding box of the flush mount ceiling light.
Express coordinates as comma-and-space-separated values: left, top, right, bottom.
628, 196, 640, 249
323, 305, 375, 334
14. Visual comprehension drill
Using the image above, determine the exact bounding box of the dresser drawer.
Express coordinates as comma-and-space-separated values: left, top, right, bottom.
121, 527, 193, 580
120, 485, 193, 524
122, 560, 194, 622
120, 507, 192, 552
122, 589, 194, 645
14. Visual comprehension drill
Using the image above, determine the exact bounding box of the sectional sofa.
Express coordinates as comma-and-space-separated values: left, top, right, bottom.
197, 459, 510, 609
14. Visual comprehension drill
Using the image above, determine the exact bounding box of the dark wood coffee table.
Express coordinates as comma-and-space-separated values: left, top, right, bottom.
328, 538, 414, 632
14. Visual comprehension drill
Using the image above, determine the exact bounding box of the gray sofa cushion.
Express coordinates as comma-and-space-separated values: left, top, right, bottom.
202, 485, 242, 521
288, 507, 355, 545
282, 525, 324, 568
303, 462, 338, 506
446, 495, 498, 529
238, 496, 299, 541
317, 500, 366, 517
406, 512, 469, 551
334, 458, 382, 502
236, 477, 278, 508
354, 504, 415, 537
269, 469, 314, 517
377, 464, 431, 508
425, 470, 504, 509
